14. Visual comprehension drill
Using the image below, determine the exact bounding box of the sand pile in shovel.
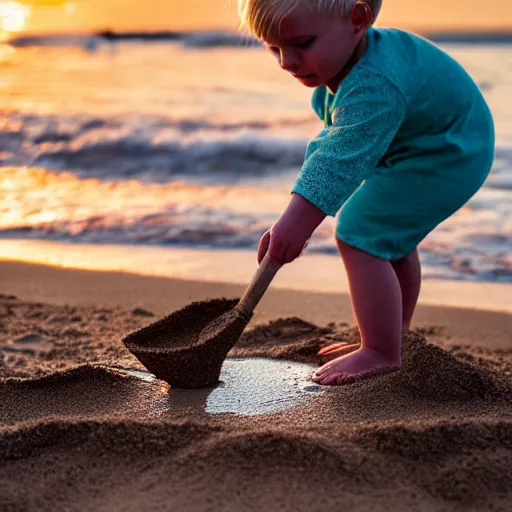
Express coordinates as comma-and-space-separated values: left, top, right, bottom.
122, 298, 250, 388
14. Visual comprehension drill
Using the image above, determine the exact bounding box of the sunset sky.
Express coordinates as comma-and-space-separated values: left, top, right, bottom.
1, 0, 511, 36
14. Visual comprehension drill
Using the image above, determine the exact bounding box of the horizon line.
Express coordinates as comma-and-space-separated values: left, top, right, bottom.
8, 25, 512, 38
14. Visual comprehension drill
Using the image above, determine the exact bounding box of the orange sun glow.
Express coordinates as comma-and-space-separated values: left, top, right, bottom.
0, 1, 31, 36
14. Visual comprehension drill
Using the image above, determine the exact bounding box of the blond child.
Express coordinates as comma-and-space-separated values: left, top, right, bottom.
237, 0, 495, 385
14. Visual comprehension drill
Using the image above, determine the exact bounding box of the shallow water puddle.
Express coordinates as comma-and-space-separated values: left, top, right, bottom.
203, 358, 322, 416
114, 358, 323, 416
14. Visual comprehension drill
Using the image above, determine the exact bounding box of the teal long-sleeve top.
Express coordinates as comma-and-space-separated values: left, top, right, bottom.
292, 27, 494, 217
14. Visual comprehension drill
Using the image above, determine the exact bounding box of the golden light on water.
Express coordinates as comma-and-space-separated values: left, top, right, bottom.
0, 166, 286, 232
0, 41, 14, 58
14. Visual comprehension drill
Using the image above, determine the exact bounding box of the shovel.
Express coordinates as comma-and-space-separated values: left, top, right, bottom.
122, 254, 281, 388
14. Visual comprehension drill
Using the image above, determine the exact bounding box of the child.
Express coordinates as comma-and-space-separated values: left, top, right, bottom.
237, 0, 495, 385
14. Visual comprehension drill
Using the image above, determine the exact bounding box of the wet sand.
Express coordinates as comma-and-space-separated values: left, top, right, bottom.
1, 261, 511, 511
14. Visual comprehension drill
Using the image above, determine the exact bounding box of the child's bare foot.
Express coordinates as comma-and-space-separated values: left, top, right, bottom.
317, 342, 360, 361
312, 346, 401, 386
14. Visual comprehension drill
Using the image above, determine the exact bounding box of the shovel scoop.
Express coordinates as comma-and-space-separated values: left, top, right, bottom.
122, 254, 281, 388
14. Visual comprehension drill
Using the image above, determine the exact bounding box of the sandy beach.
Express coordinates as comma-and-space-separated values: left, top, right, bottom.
0, 260, 511, 511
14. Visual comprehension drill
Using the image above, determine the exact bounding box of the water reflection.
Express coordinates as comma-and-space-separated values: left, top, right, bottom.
113, 358, 322, 417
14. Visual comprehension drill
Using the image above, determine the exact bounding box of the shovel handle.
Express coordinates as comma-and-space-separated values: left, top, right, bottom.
236, 253, 281, 317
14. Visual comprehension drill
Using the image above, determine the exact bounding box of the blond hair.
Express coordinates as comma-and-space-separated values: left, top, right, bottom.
237, 0, 382, 41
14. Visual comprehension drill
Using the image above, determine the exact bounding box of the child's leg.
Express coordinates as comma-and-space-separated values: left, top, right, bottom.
391, 249, 421, 331
317, 247, 421, 361
313, 239, 402, 385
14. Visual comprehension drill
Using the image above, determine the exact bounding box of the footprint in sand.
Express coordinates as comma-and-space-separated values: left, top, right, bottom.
1, 333, 54, 355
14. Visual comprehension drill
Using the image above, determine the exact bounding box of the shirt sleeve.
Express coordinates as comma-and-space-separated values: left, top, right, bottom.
292, 68, 406, 216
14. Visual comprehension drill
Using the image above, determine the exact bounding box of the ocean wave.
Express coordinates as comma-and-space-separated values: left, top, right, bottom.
0, 209, 269, 248
32, 130, 308, 182
14, 125, 512, 192
1, 111, 312, 182
1, 110, 313, 141
420, 242, 512, 282
4, 116, 512, 192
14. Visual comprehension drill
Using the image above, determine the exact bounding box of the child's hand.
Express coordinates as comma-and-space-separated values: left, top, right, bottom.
257, 223, 308, 265
257, 193, 326, 265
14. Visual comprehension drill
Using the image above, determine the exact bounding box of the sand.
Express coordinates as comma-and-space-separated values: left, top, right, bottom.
1, 260, 512, 511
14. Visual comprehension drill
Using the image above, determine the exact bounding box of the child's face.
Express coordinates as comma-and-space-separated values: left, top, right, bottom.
261, 3, 370, 92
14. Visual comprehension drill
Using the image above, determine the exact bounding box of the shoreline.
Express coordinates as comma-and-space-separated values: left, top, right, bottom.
0, 239, 511, 314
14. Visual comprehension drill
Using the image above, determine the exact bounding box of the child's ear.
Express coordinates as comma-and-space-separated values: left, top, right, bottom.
351, 1, 374, 31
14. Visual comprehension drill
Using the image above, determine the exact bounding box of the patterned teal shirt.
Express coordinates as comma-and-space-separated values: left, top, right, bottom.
292, 27, 494, 216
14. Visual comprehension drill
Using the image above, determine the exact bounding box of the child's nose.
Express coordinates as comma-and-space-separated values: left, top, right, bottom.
279, 49, 299, 73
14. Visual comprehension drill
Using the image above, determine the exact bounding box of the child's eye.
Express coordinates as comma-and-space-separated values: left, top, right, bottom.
264, 43, 279, 53
298, 38, 315, 49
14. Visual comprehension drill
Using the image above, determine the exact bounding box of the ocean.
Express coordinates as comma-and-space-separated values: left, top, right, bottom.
1, 30, 511, 284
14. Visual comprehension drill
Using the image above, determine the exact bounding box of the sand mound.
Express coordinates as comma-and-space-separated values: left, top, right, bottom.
372, 331, 511, 402
1, 416, 511, 511
0, 419, 218, 463
0, 365, 158, 425
357, 420, 512, 503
